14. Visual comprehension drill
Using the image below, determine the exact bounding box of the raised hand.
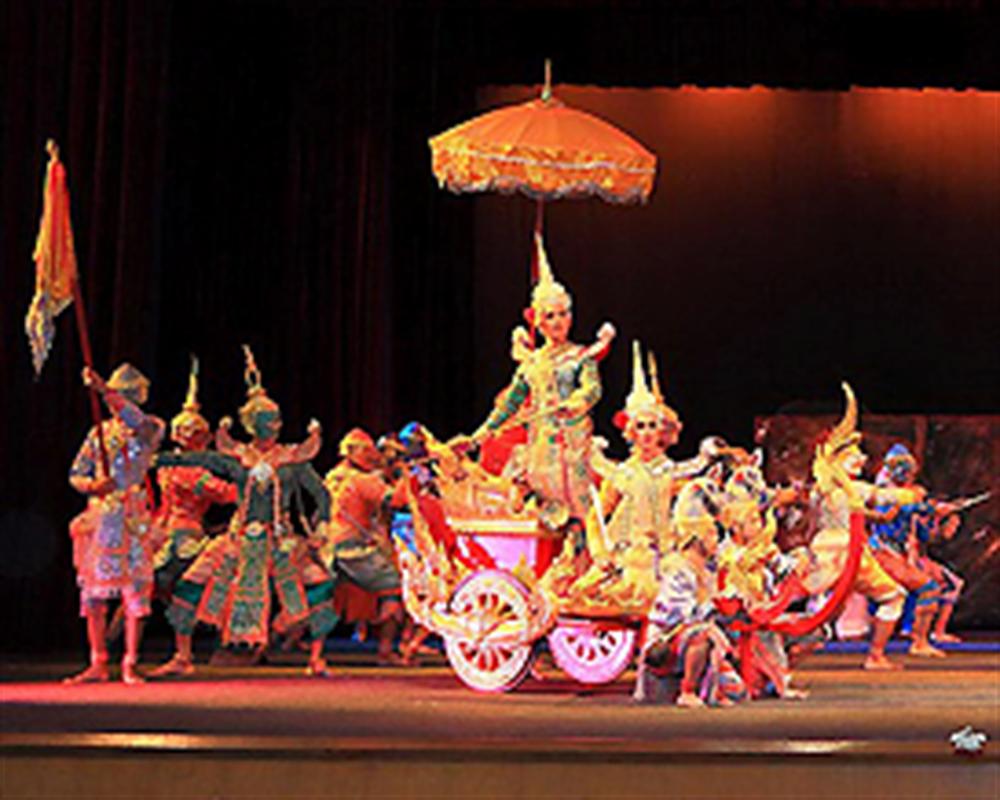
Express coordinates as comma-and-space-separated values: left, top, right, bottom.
81, 366, 107, 393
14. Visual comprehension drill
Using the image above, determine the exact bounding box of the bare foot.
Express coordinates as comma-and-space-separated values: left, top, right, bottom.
305, 659, 335, 678
63, 662, 110, 685
782, 687, 810, 701
121, 659, 145, 685
676, 692, 705, 708
149, 656, 195, 678
401, 642, 437, 662
932, 632, 961, 644
376, 652, 404, 667
398, 639, 421, 665
863, 654, 903, 671
910, 641, 946, 658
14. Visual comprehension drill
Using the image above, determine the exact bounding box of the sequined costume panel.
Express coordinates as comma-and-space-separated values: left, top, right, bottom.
69, 409, 165, 616
153, 465, 238, 568
485, 343, 600, 521
161, 451, 334, 645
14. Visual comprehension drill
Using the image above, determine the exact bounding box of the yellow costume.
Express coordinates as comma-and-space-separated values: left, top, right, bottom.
564, 343, 680, 612
809, 384, 915, 622
476, 234, 612, 528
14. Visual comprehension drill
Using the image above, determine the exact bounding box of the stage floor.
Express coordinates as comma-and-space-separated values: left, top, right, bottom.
3, 648, 997, 798
2, 649, 997, 749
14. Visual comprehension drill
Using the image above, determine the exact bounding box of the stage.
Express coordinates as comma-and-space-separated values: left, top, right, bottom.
3, 646, 997, 798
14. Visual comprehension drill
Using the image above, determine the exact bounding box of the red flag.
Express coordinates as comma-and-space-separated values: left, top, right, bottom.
26, 141, 78, 376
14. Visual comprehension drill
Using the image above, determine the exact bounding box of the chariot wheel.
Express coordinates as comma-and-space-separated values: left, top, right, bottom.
443, 569, 535, 693
547, 619, 637, 685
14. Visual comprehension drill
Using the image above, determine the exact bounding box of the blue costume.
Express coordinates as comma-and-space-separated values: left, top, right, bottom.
868, 444, 941, 613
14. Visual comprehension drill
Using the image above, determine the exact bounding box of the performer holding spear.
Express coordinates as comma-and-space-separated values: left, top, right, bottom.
27, 141, 164, 684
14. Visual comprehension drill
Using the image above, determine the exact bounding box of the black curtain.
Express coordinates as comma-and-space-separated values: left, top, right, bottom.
1, 0, 998, 652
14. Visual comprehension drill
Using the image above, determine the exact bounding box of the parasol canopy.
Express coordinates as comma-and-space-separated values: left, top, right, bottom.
429, 65, 656, 205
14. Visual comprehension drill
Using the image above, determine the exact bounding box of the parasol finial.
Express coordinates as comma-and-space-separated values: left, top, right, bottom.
542, 58, 553, 103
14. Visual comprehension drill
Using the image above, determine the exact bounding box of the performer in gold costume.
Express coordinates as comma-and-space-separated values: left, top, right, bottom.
809, 383, 922, 670
567, 343, 681, 610
473, 233, 614, 534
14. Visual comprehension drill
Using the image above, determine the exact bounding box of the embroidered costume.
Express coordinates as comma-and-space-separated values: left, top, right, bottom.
633, 537, 746, 708
568, 343, 681, 611
157, 348, 335, 668
869, 443, 963, 650
475, 233, 613, 532
319, 429, 405, 663
66, 364, 165, 684
151, 358, 237, 598
808, 384, 917, 670
714, 485, 809, 700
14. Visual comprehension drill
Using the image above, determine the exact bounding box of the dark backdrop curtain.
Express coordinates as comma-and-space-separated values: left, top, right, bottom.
1, 0, 998, 652
1, 0, 174, 650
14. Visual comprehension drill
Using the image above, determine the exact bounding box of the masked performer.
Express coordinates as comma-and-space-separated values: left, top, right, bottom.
320, 428, 405, 665
809, 384, 922, 670
66, 364, 165, 684
473, 233, 614, 536
633, 522, 745, 708
869, 444, 967, 651
566, 343, 680, 610
153, 347, 335, 677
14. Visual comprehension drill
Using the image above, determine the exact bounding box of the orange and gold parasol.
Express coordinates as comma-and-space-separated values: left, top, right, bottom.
429, 61, 656, 209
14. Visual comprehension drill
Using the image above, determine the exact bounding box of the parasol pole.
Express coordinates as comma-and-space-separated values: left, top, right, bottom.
535, 57, 552, 249
528, 59, 553, 346
48, 139, 111, 476
532, 201, 544, 278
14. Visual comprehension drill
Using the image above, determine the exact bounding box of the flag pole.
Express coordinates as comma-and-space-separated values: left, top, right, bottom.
46, 139, 111, 476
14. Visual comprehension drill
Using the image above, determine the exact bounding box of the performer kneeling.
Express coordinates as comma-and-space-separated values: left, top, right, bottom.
633, 524, 746, 708
66, 364, 165, 685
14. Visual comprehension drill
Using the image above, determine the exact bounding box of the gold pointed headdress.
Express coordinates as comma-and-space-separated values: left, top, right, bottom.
813, 382, 864, 501
625, 341, 658, 417
531, 232, 571, 313
647, 348, 681, 428
647, 351, 663, 405
821, 382, 862, 456
620, 342, 681, 429
238, 344, 279, 428
170, 355, 209, 438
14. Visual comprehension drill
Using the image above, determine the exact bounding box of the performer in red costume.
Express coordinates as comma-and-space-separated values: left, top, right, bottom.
148, 359, 238, 677
320, 429, 406, 665
152, 359, 237, 595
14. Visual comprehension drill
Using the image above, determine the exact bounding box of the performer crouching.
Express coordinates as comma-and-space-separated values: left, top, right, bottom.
715, 486, 810, 700
66, 364, 165, 685
633, 523, 746, 708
